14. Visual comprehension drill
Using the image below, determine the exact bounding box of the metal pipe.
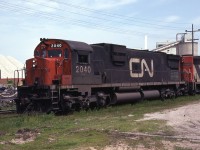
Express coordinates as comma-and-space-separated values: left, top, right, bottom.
112, 92, 141, 104
142, 90, 160, 100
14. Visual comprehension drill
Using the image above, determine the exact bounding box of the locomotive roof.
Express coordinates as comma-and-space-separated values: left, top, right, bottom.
39, 39, 93, 52
64, 40, 93, 52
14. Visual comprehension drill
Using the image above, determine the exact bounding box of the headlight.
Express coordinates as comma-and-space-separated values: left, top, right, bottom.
32, 59, 37, 68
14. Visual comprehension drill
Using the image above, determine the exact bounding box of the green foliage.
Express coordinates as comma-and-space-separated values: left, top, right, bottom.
0, 95, 200, 149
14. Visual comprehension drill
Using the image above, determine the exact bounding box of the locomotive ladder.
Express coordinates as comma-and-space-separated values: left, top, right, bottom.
51, 89, 60, 111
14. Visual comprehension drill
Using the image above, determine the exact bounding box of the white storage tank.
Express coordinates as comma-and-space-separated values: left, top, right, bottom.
177, 42, 198, 56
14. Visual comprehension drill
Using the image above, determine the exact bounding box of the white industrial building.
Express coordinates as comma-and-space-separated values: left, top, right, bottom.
152, 33, 198, 56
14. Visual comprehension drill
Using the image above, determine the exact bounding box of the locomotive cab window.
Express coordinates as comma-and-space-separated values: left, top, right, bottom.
78, 54, 89, 64
64, 49, 69, 59
34, 50, 40, 57
42, 50, 46, 58
48, 50, 62, 57
76, 49, 91, 64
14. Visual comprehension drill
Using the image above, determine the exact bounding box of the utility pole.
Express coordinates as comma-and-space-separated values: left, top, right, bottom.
185, 24, 200, 56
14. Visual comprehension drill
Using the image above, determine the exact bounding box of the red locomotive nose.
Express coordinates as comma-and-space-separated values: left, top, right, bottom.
25, 39, 72, 86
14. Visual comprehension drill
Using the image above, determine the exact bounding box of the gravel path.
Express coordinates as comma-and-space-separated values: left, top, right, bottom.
142, 101, 200, 139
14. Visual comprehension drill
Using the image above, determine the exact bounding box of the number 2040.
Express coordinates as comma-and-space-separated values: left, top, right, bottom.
76, 66, 91, 74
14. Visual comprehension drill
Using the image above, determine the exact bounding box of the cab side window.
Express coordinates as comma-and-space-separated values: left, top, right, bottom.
34, 50, 40, 57
42, 50, 46, 58
78, 54, 88, 63
64, 49, 68, 59
76, 50, 90, 64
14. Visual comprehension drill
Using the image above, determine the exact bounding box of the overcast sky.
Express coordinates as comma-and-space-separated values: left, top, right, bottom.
0, 0, 200, 63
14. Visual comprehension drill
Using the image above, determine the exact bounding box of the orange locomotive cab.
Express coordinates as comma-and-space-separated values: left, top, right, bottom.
16, 38, 94, 114
25, 39, 72, 86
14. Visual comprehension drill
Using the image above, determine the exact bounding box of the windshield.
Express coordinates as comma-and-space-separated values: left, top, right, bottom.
48, 50, 62, 58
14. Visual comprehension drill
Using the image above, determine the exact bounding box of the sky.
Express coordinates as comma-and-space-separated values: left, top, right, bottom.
0, 0, 200, 63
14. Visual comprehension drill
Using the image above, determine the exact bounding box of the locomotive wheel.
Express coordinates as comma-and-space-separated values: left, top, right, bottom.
189, 90, 196, 96
170, 91, 176, 100
61, 101, 72, 115
90, 102, 97, 110
160, 90, 166, 101
15, 99, 24, 113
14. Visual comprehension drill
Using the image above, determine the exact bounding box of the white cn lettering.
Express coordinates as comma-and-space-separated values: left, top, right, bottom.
129, 58, 154, 78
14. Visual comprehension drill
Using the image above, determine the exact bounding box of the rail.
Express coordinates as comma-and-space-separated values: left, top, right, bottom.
0, 109, 16, 115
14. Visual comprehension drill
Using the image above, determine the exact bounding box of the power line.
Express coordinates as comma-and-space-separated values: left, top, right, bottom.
0, 1, 177, 39
0, 2, 148, 36
48, 0, 190, 25
19, 0, 187, 30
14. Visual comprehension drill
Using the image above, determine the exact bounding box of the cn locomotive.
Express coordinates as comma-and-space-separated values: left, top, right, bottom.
14, 38, 200, 114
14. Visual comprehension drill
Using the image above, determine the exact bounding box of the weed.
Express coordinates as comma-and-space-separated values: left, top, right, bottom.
0, 95, 200, 149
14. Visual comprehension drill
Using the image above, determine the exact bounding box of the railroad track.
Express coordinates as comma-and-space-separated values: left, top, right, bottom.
0, 109, 16, 115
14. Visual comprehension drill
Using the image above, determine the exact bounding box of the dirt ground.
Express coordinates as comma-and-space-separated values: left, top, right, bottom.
142, 101, 200, 140
91, 101, 200, 150
138, 101, 200, 150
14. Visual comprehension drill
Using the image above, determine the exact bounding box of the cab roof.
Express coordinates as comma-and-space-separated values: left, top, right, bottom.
64, 40, 93, 52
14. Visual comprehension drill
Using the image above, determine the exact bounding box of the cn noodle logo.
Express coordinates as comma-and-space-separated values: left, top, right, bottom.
129, 58, 154, 78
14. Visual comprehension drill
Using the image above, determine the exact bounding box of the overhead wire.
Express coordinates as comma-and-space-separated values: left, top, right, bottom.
20, 0, 187, 30
0, 2, 146, 35
0, 0, 177, 39
0, 1, 154, 35
47, 0, 191, 26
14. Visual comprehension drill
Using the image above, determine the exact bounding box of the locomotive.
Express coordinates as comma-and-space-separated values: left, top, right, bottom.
14, 38, 200, 114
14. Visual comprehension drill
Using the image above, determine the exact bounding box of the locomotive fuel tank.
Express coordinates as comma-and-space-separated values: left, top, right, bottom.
112, 90, 160, 104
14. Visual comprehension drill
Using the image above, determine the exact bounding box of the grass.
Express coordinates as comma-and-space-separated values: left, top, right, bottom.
0, 95, 200, 149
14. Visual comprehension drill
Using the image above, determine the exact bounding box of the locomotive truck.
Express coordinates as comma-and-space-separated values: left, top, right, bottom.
14, 38, 200, 114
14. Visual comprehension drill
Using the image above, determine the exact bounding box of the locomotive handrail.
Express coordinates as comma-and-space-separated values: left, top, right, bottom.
14, 68, 25, 89
14, 70, 19, 88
